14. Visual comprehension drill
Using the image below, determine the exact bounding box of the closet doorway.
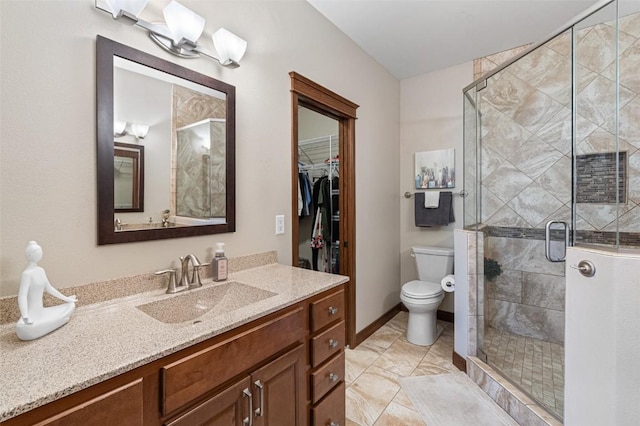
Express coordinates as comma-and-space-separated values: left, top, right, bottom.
290, 72, 358, 347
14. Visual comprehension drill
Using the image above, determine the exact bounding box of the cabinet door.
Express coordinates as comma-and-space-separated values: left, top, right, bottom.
251, 345, 305, 426
165, 377, 251, 426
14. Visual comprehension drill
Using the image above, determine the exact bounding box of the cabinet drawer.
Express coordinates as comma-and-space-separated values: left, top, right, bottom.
37, 379, 144, 426
310, 290, 344, 332
311, 352, 345, 404
312, 382, 345, 426
162, 307, 304, 415
165, 377, 250, 426
311, 321, 345, 368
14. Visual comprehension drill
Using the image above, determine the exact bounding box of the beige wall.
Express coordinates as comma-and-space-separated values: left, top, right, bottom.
399, 62, 473, 312
0, 0, 401, 333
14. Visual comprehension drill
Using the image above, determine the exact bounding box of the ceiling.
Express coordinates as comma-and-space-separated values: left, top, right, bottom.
307, 0, 602, 80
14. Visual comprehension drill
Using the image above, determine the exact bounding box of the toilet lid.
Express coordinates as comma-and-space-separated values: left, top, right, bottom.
402, 280, 443, 299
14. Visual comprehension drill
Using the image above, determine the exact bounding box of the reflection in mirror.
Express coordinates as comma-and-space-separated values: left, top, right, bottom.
114, 142, 144, 212
113, 56, 227, 229
176, 118, 226, 224
97, 36, 236, 245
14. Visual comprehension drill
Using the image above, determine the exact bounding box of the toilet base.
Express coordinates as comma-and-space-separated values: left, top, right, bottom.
406, 313, 443, 346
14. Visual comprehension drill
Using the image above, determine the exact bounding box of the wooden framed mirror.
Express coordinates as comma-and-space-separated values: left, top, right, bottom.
96, 36, 236, 244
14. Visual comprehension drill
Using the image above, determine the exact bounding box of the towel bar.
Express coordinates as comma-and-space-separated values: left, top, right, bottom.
404, 190, 466, 199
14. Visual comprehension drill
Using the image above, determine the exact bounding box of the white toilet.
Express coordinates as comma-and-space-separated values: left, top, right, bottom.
400, 246, 454, 346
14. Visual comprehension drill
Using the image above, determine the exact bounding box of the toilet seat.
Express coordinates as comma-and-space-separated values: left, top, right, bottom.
401, 280, 443, 300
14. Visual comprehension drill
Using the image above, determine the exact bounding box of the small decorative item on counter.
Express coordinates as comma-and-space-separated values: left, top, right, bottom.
161, 209, 171, 227
15, 241, 77, 341
212, 242, 228, 282
484, 257, 503, 282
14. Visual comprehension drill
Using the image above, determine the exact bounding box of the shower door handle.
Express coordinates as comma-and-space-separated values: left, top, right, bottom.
545, 220, 570, 262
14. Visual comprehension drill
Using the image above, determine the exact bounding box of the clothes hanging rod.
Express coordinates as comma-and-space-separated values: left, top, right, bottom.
299, 162, 339, 171
404, 190, 467, 198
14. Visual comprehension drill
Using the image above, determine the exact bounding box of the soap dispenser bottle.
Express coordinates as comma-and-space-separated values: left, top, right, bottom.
212, 243, 228, 282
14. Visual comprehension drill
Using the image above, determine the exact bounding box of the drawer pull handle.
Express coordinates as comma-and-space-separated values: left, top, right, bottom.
329, 372, 339, 383
328, 306, 338, 316
254, 380, 264, 417
243, 388, 253, 426
329, 338, 339, 349
329, 422, 340, 426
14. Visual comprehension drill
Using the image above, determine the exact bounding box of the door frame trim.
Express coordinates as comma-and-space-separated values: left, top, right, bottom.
290, 72, 358, 347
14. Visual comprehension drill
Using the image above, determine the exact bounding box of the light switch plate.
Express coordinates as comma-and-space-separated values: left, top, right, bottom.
275, 215, 285, 235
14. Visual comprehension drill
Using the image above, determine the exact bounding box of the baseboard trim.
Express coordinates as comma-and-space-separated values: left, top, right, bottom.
354, 303, 402, 347
453, 350, 467, 372
437, 310, 454, 323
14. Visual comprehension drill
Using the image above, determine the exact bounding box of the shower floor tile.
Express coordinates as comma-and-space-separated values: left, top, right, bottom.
484, 326, 565, 418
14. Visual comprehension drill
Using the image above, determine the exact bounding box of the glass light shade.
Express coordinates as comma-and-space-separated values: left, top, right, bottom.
104, 0, 149, 18
114, 120, 127, 136
131, 123, 149, 139
163, 1, 205, 45
212, 28, 247, 65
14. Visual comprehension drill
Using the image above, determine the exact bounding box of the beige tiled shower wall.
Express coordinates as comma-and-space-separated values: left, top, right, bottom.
473, 12, 640, 236
171, 86, 227, 218
485, 236, 566, 343
175, 119, 226, 218
472, 12, 640, 342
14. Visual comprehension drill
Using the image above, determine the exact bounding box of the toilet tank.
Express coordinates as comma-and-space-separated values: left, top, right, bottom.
411, 246, 454, 282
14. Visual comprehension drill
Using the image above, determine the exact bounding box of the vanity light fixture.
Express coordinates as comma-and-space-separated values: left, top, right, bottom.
114, 120, 127, 137
131, 123, 149, 139
95, 0, 247, 68
114, 121, 149, 139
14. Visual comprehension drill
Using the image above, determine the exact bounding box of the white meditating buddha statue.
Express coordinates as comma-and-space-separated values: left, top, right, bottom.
15, 241, 77, 341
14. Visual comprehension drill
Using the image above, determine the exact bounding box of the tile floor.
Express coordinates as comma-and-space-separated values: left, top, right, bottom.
345, 311, 504, 425
483, 326, 565, 418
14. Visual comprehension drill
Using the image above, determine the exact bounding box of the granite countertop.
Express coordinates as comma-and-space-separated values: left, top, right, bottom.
0, 263, 348, 422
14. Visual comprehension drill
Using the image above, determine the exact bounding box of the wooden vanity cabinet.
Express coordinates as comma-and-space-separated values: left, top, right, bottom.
161, 307, 306, 426
1, 284, 346, 426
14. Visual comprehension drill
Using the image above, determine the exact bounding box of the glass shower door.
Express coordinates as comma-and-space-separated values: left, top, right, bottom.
473, 28, 575, 420
467, 0, 632, 419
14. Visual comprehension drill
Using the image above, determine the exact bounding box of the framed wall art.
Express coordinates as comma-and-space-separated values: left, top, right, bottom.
414, 148, 455, 189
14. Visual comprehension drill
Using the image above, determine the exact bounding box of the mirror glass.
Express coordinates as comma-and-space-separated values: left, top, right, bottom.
114, 142, 144, 212
97, 36, 236, 244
